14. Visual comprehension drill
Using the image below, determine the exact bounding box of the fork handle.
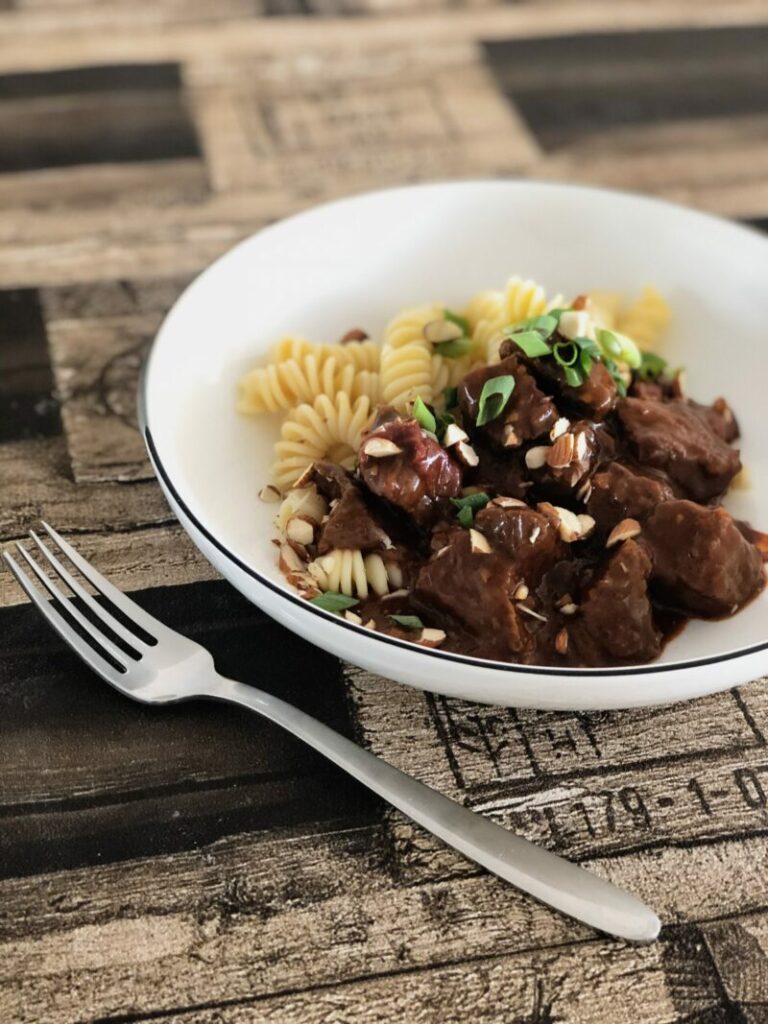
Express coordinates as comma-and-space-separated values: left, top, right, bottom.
214, 678, 659, 942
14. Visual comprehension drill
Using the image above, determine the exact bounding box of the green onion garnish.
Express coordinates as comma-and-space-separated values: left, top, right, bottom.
443, 308, 471, 336
553, 340, 579, 368
506, 330, 553, 359
508, 314, 559, 339
435, 337, 473, 359
597, 328, 641, 369
476, 374, 516, 427
637, 350, 668, 381
451, 492, 491, 514
562, 365, 584, 388
310, 592, 360, 613
389, 614, 424, 630
457, 505, 474, 528
443, 386, 458, 409
412, 395, 437, 434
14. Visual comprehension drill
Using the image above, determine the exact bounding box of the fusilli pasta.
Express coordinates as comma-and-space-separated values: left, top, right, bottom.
272, 392, 373, 489
307, 549, 404, 598
617, 287, 671, 349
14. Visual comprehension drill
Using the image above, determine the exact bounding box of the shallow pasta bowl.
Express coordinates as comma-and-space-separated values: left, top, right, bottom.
140, 180, 768, 710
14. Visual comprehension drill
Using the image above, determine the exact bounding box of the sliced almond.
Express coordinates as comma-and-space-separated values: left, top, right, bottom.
560, 602, 578, 616
529, 525, 541, 544
382, 588, 410, 600
577, 514, 596, 539
259, 484, 282, 503
576, 479, 593, 503
293, 463, 316, 489
443, 422, 469, 447
491, 496, 527, 508
606, 517, 642, 548
469, 528, 491, 554
420, 627, 447, 647
285, 515, 316, 547
574, 431, 589, 461
549, 417, 570, 441
454, 440, 479, 468
503, 425, 520, 448
525, 445, 549, 470
364, 618, 376, 629
344, 610, 363, 625
549, 505, 584, 543
340, 327, 368, 344
435, 545, 450, 558
362, 436, 402, 458
279, 543, 304, 574
423, 319, 464, 344
555, 628, 569, 655
513, 583, 529, 601
547, 432, 575, 469
558, 309, 591, 341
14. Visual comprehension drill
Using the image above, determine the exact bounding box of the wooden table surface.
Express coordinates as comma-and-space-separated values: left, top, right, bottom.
2, 2, 768, 1021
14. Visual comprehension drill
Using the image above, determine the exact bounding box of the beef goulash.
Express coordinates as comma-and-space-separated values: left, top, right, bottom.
270, 303, 766, 667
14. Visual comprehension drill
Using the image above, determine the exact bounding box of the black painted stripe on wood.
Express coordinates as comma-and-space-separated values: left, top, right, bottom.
0, 579, 380, 877
484, 25, 768, 150
0, 288, 61, 442
0, 63, 201, 173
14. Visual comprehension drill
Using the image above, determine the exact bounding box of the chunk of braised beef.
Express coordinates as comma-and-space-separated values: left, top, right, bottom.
358, 417, 462, 527
501, 342, 618, 421
572, 540, 662, 664
643, 500, 764, 617
587, 462, 675, 533
458, 354, 558, 451
317, 484, 393, 555
474, 503, 564, 585
307, 460, 354, 501
471, 444, 530, 500
618, 397, 741, 501
697, 397, 740, 443
412, 527, 534, 657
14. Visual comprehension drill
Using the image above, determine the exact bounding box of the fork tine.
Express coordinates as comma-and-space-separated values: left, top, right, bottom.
14, 543, 132, 668
40, 522, 168, 641
3, 551, 125, 682
29, 530, 150, 651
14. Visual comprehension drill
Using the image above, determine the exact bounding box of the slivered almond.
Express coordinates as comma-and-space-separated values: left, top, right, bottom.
364, 619, 376, 629
558, 310, 591, 341
529, 525, 541, 544
285, 516, 316, 547
555, 628, 569, 655
344, 610, 363, 625
469, 528, 491, 554
547, 432, 575, 469
575, 431, 589, 461
606, 517, 642, 548
547, 505, 584, 543
423, 319, 463, 344
560, 602, 578, 616
443, 423, 469, 447
518, 605, 548, 623
363, 437, 402, 458
455, 441, 479, 467
514, 583, 529, 601
550, 417, 570, 441
491, 496, 527, 508
576, 479, 593, 503
259, 484, 282, 503
503, 425, 520, 448
420, 628, 447, 647
382, 588, 410, 600
293, 464, 316, 489
525, 445, 549, 470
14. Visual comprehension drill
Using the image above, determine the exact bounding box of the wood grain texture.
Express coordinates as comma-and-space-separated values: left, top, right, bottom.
2, 4, 768, 1022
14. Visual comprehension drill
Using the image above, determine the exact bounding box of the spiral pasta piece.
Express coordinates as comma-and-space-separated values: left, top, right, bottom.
383, 305, 442, 349
238, 354, 358, 414
587, 291, 622, 330
503, 276, 550, 325
617, 286, 671, 350
348, 369, 381, 404
380, 342, 432, 412
307, 549, 403, 599
271, 392, 373, 489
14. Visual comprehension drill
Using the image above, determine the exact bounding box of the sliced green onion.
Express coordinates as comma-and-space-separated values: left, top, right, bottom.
637, 350, 668, 381
443, 385, 458, 409
507, 314, 559, 339
573, 335, 601, 359
546, 307, 569, 322
597, 328, 642, 369
563, 365, 584, 388
579, 349, 593, 377
457, 505, 474, 528
310, 592, 360, 613
389, 614, 425, 630
443, 308, 471, 336
476, 374, 516, 427
553, 340, 579, 368
412, 395, 436, 434
435, 337, 473, 359
451, 491, 491, 514
506, 330, 553, 359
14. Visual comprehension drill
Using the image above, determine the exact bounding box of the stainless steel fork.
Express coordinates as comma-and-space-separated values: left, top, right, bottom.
4, 523, 660, 942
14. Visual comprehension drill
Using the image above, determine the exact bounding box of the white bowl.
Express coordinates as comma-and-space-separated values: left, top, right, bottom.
140, 180, 768, 710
